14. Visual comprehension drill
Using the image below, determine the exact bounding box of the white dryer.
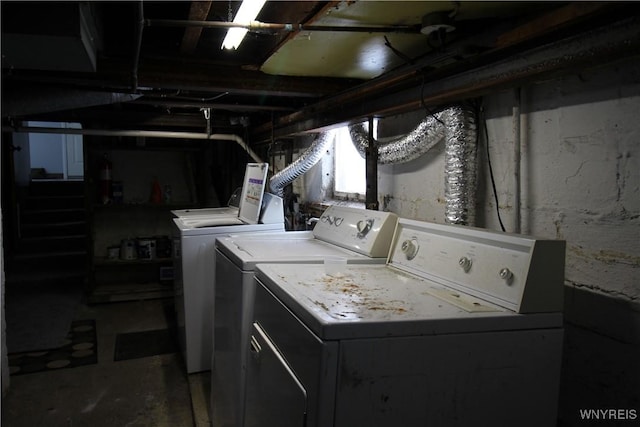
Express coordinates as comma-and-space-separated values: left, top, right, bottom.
172, 163, 284, 374
212, 205, 398, 427
246, 218, 566, 427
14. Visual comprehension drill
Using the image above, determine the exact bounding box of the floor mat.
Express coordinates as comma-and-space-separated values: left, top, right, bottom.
5, 281, 84, 354
114, 328, 179, 361
8, 319, 98, 376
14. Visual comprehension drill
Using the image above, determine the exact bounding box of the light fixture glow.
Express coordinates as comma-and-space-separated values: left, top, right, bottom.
221, 0, 267, 50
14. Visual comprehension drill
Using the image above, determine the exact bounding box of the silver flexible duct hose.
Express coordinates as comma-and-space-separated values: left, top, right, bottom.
349, 115, 445, 164
269, 131, 334, 197
443, 107, 477, 225
349, 106, 477, 225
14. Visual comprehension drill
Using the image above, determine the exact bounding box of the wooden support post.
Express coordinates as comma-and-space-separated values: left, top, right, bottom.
365, 116, 379, 210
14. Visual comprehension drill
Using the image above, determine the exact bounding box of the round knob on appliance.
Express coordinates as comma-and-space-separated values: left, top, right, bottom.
499, 268, 513, 283
458, 256, 472, 273
401, 239, 419, 260
357, 219, 373, 238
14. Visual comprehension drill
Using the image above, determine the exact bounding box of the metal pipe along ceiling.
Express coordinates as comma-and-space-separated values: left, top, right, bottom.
3, 126, 263, 163
349, 106, 477, 225
145, 19, 419, 34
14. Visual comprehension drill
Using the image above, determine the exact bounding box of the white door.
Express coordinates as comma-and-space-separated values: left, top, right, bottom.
64, 124, 83, 178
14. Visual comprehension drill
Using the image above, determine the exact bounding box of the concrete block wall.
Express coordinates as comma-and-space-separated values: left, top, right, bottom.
383, 62, 639, 424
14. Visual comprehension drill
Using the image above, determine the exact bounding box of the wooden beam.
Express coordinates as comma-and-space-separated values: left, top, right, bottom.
496, 2, 611, 48
180, 1, 213, 54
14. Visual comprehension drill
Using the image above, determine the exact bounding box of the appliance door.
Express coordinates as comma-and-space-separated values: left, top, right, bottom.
177, 233, 217, 373
245, 323, 307, 427
211, 249, 245, 427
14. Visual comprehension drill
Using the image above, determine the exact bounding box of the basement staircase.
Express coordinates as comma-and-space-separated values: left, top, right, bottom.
6, 180, 88, 287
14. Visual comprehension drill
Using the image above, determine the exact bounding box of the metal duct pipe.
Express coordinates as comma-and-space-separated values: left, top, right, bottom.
349, 115, 446, 164
349, 106, 477, 225
269, 131, 334, 198
3, 126, 263, 163
443, 106, 477, 226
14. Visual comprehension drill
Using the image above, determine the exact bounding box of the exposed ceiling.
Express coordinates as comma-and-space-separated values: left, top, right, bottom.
2, 1, 640, 145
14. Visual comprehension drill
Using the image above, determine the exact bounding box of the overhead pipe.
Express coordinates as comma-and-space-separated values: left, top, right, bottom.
3, 126, 263, 163
132, 1, 145, 92
513, 88, 521, 233
269, 131, 334, 198
349, 106, 477, 225
146, 19, 419, 34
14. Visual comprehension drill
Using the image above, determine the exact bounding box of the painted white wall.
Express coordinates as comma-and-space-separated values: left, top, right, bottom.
483, 79, 639, 305
284, 60, 640, 310
284, 57, 639, 422
337, 61, 639, 310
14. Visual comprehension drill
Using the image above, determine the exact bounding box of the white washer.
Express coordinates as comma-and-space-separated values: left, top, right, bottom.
212, 205, 398, 427
246, 218, 566, 427
172, 163, 284, 373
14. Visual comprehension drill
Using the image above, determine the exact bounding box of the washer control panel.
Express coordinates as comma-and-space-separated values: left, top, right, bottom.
389, 218, 565, 313
312, 206, 398, 258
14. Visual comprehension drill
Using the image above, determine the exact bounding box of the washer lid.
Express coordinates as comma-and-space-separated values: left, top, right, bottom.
172, 217, 284, 236
237, 163, 269, 225
216, 233, 381, 270
170, 206, 239, 218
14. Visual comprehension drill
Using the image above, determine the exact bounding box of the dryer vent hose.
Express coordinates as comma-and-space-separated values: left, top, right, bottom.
269, 131, 334, 198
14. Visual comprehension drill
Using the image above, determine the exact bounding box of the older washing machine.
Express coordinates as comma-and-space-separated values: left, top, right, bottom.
212, 205, 398, 427
172, 163, 284, 374
246, 218, 566, 427
171, 187, 244, 219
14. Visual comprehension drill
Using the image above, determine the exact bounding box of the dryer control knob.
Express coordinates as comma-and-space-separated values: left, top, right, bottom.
458, 257, 472, 272
401, 239, 419, 260
499, 268, 513, 284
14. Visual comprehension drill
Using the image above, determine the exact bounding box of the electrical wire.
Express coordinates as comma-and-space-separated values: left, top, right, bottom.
420, 74, 446, 126
481, 103, 506, 232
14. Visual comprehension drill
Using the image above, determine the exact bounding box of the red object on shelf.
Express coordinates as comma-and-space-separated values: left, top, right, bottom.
150, 177, 163, 204
99, 153, 112, 205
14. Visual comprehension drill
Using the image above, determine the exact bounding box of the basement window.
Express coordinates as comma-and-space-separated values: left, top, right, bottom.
333, 125, 366, 200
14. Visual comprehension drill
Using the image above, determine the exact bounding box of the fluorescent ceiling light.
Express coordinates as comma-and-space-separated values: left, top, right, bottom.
221, 0, 267, 50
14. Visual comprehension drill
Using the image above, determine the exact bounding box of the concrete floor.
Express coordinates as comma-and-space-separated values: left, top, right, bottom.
2, 298, 211, 427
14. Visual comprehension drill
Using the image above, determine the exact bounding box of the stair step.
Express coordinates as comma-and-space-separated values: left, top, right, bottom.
17, 235, 87, 253
24, 195, 85, 210
20, 221, 87, 238
8, 251, 88, 273
5, 269, 86, 288
21, 208, 86, 224
28, 180, 85, 197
